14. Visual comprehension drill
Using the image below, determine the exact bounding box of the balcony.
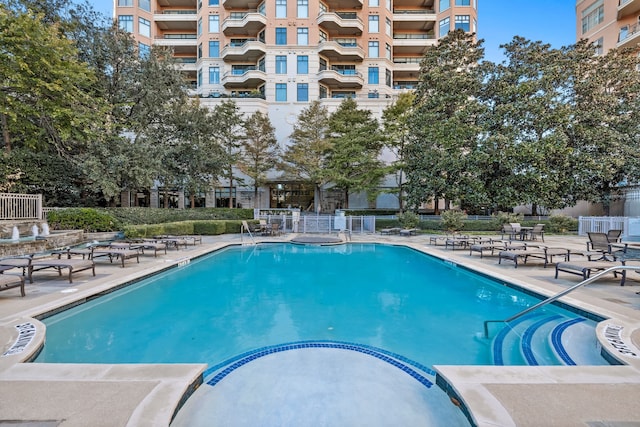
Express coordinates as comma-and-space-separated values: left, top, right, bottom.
221, 39, 266, 62
154, 34, 198, 54
618, 0, 640, 19
317, 12, 363, 36
392, 9, 436, 31
157, 0, 197, 7
175, 56, 197, 71
317, 68, 364, 89
617, 23, 640, 49
318, 40, 365, 62
222, 68, 267, 88
392, 57, 421, 72
393, 0, 434, 8
222, 0, 261, 9
322, 0, 362, 9
393, 33, 436, 55
222, 11, 267, 36
154, 10, 197, 31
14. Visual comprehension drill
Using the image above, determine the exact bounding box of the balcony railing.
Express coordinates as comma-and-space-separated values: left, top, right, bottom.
393, 9, 435, 14
158, 34, 197, 39
393, 33, 435, 40
619, 23, 639, 42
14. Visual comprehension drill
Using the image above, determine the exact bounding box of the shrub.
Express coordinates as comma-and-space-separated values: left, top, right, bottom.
397, 211, 420, 229
104, 207, 253, 225
47, 208, 120, 232
547, 215, 578, 233
440, 210, 468, 232
192, 220, 227, 235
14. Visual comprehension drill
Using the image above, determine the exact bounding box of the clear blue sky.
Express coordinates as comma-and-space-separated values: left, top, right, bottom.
89, 0, 576, 63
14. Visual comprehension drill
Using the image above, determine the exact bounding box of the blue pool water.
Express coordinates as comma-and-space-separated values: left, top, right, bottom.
35, 243, 596, 367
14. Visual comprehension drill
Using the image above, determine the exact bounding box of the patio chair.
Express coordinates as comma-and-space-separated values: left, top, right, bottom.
529, 224, 545, 242
607, 229, 622, 243
586, 232, 613, 254
28, 257, 95, 283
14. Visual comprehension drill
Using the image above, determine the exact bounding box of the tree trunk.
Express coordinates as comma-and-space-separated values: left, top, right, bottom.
254, 185, 259, 208
434, 196, 440, 215
190, 194, 195, 208
164, 190, 169, 209
1, 114, 11, 153
228, 173, 234, 208
531, 203, 538, 216
344, 188, 349, 210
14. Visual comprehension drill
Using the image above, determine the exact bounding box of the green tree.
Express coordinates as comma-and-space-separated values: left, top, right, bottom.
281, 101, 332, 211
478, 37, 577, 215
239, 111, 280, 207
325, 98, 385, 209
156, 99, 226, 208
0, 6, 96, 153
561, 40, 640, 214
405, 30, 486, 213
212, 100, 246, 208
382, 92, 415, 212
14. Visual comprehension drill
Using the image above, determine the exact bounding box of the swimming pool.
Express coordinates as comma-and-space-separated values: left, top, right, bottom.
34, 243, 603, 367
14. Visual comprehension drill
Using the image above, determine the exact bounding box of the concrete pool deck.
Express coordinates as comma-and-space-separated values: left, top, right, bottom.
0, 232, 639, 426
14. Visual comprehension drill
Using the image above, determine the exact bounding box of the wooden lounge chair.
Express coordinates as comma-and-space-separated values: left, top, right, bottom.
28, 258, 95, 283
0, 274, 25, 296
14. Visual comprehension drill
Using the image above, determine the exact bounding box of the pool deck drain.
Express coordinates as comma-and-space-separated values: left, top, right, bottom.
0, 233, 639, 426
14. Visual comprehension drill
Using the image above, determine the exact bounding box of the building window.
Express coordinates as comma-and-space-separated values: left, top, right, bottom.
276, 83, 287, 101
276, 27, 287, 44
197, 68, 202, 88
297, 83, 308, 101
440, 0, 450, 12
368, 67, 379, 84
439, 17, 450, 37
369, 15, 379, 33
138, 0, 150, 11
385, 17, 391, 36
139, 17, 150, 37
368, 41, 379, 58
209, 15, 219, 32
276, 0, 287, 18
138, 42, 150, 58
319, 30, 328, 42
386, 43, 391, 60
619, 26, 629, 42
455, 0, 470, 5
385, 69, 392, 87
209, 66, 220, 84
386, 0, 391, 10
118, 0, 133, 6
276, 55, 287, 74
198, 18, 202, 36
369, 0, 379, 6
118, 15, 133, 32
197, 43, 202, 59
455, 15, 470, 32
297, 55, 308, 74
209, 0, 219, 5
297, 0, 308, 18
594, 37, 603, 55
209, 41, 219, 57
297, 27, 309, 45
319, 85, 328, 99
581, 0, 604, 34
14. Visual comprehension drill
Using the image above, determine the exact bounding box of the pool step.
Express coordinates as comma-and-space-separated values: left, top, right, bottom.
492, 313, 609, 366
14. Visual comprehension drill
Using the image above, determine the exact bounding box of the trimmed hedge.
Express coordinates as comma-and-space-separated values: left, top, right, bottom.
47, 208, 120, 232
123, 219, 258, 238
375, 218, 578, 233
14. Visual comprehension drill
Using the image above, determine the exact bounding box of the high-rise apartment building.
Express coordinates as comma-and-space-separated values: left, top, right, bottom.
114, 0, 477, 209
577, 0, 640, 54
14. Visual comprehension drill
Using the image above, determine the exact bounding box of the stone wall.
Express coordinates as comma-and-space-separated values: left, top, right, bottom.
0, 230, 85, 257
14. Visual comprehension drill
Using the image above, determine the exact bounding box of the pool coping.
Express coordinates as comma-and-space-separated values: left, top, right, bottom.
0, 233, 639, 426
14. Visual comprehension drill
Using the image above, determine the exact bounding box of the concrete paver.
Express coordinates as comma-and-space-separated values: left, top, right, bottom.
0, 232, 638, 426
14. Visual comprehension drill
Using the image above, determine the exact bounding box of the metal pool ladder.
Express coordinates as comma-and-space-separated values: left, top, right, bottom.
483, 265, 640, 338
241, 221, 257, 245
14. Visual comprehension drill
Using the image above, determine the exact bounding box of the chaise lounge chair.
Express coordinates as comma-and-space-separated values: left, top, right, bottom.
554, 260, 627, 285
28, 257, 95, 283
0, 274, 26, 296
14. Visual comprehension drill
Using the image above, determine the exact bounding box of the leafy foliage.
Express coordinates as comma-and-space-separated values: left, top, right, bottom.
325, 98, 386, 208
440, 210, 468, 232
47, 208, 120, 232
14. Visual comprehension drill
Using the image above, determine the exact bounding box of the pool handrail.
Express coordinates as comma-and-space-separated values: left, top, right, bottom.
483, 265, 640, 338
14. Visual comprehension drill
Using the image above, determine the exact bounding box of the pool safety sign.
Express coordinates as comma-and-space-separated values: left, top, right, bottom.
603, 324, 638, 358
2, 322, 36, 357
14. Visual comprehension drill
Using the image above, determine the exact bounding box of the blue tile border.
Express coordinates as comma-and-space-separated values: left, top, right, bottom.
521, 314, 562, 365
204, 340, 435, 390
550, 318, 586, 365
